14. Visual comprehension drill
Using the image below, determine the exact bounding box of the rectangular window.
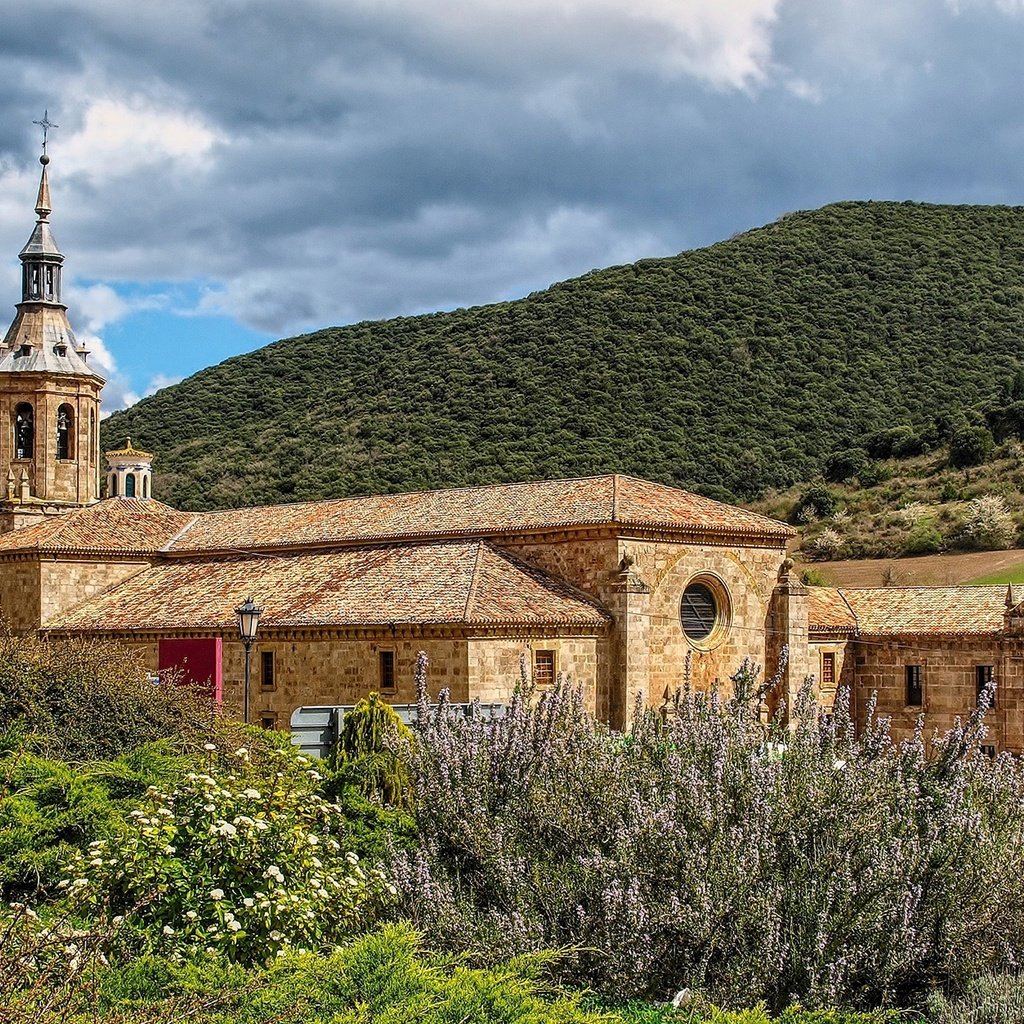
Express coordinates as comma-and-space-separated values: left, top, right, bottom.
260, 650, 275, 691
534, 649, 556, 688
260, 714, 277, 730
379, 650, 396, 693
980, 744, 997, 758
820, 652, 836, 688
976, 665, 995, 708
905, 664, 923, 707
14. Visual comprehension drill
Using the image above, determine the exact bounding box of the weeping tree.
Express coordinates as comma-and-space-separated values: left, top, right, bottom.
334, 692, 413, 807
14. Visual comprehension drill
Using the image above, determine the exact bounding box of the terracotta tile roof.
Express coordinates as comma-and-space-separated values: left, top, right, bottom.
47, 540, 611, 633
807, 587, 857, 634
0, 498, 195, 556
168, 474, 792, 553
105, 437, 153, 460
809, 585, 1009, 637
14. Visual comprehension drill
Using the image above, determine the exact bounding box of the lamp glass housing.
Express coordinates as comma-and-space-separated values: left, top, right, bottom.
235, 597, 262, 641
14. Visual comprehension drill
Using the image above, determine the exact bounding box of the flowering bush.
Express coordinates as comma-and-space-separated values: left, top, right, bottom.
59, 742, 393, 964
812, 527, 844, 559
393, 662, 1024, 1010
960, 495, 1016, 549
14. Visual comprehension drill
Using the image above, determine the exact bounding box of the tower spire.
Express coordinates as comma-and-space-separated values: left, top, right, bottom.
30, 111, 56, 223
0, 112, 105, 524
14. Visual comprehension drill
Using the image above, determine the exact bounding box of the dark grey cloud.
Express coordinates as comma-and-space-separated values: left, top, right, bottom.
1, 0, 1024, 357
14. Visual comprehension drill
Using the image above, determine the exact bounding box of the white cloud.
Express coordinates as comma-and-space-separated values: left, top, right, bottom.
144, 373, 183, 397
59, 96, 215, 183
357, 0, 782, 89
66, 283, 129, 330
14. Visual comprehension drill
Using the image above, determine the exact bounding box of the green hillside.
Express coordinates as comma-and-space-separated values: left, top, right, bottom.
102, 201, 1024, 511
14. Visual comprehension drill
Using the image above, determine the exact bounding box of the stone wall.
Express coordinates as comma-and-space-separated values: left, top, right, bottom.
127, 629, 604, 728
0, 376, 102, 505
499, 533, 619, 718
635, 537, 785, 697
467, 634, 604, 712
499, 531, 788, 726
849, 636, 1024, 751
38, 558, 149, 626
0, 558, 40, 630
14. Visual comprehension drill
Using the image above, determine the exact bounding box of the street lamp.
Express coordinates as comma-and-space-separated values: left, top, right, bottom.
235, 596, 262, 724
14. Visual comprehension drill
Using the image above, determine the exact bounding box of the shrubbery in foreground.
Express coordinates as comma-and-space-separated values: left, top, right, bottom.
394, 664, 1024, 1009
0, 633, 212, 762
0, 923, 617, 1023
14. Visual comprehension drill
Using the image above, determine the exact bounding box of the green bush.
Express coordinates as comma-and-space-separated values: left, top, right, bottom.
902, 523, 943, 555
333, 692, 413, 806
0, 739, 188, 899
793, 485, 839, 524
923, 973, 1024, 1023
0, 633, 213, 761
822, 450, 868, 484
3, 924, 617, 1024
853, 461, 889, 488
949, 426, 995, 468
53, 741, 393, 965
866, 426, 925, 459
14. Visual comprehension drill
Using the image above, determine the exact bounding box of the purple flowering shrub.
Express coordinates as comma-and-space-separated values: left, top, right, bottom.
391, 658, 1024, 1010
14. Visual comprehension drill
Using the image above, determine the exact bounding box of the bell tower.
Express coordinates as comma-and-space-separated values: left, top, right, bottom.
0, 123, 104, 533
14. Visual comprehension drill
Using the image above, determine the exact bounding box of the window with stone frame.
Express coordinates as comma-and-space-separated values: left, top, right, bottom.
56, 404, 73, 460
14, 403, 33, 460
976, 664, 995, 708
261, 650, 275, 691
534, 649, 556, 688
905, 664, 923, 707
379, 649, 396, 693
260, 713, 277, 730
820, 651, 836, 688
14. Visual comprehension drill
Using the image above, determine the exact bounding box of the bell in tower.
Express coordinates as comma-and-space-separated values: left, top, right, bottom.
0, 118, 105, 532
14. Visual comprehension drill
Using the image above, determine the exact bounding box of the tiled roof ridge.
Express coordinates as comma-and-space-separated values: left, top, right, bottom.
159, 513, 204, 552
483, 542, 613, 620
187, 472, 625, 520
841, 583, 1007, 592
835, 587, 860, 633
463, 541, 486, 621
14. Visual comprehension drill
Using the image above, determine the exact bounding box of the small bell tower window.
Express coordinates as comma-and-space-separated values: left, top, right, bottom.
14, 404, 34, 460
124, 473, 136, 497
56, 404, 73, 460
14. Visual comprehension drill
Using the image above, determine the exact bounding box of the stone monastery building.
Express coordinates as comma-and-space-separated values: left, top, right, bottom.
2, 151, 1023, 749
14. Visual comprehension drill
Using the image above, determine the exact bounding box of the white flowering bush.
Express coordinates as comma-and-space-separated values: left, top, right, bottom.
960, 495, 1016, 549
58, 743, 394, 964
812, 527, 844, 559
894, 501, 927, 529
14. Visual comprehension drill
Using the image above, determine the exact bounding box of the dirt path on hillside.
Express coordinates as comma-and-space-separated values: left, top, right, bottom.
813, 549, 1024, 587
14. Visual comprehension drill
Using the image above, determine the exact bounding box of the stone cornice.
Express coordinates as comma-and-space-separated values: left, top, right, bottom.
45, 620, 611, 642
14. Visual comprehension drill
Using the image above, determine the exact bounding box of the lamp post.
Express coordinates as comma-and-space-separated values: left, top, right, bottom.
235, 596, 262, 724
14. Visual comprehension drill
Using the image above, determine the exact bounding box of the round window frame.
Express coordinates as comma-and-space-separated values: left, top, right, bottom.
679, 573, 732, 651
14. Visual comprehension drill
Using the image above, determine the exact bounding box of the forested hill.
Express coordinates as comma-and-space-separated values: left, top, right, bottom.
102, 201, 1024, 512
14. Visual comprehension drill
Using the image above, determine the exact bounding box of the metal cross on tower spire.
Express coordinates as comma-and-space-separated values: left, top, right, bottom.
32, 110, 58, 154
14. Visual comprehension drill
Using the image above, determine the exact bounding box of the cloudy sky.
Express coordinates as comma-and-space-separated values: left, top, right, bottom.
2, 0, 1024, 410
